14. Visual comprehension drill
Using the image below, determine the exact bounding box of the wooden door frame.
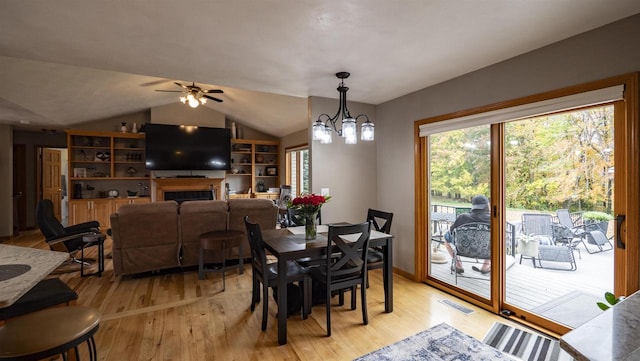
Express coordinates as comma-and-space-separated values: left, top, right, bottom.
414, 73, 639, 319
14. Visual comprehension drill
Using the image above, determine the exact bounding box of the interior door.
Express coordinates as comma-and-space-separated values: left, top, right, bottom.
42, 148, 62, 221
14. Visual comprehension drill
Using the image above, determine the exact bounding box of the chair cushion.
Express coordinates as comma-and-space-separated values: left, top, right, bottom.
0, 278, 78, 320
367, 249, 384, 264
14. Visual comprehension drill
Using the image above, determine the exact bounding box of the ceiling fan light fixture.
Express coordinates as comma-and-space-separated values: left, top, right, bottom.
188, 97, 200, 108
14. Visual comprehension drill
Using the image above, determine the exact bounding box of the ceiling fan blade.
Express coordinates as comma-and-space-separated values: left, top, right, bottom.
202, 89, 224, 94
203, 94, 223, 102
155, 90, 183, 93
174, 81, 188, 89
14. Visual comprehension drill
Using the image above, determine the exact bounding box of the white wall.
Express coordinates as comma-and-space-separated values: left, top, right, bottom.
310, 97, 377, 224
376, 14, 640, 274
0, 125, 13, 237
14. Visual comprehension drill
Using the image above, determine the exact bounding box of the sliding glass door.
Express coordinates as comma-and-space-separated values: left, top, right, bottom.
417, 75, 638, 334
427, 125, 492, 302
503, 106, 614, 332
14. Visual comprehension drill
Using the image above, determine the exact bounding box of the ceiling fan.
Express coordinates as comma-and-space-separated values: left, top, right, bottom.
155, 81, 224, 108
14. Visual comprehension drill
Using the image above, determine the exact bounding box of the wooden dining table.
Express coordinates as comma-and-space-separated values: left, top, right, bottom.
261, 224, 394, 345
0, 244, 68, 308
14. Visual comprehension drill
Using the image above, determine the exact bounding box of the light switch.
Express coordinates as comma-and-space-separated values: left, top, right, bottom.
321, 188, 330, 196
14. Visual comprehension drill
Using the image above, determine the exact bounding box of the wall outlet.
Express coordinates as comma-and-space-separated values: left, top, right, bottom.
321, 188, 330, 196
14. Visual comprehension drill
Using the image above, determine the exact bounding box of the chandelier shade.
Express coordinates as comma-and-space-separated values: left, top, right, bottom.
313, 72, 374, 145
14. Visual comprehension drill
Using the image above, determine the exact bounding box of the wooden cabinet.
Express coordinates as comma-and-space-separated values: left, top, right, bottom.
69, 199, 113, 228
69, 197, 151, 228
113, 197, 151, 213
66, 129, 151, 226
227, 139, 280, 199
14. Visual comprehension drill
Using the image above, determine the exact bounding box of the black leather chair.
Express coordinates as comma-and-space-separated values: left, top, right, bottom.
244, 216, 311, 331
35, 199, 104, 263
310, 222, 371, 336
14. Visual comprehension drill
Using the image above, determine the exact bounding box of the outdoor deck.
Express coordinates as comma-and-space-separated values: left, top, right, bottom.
429, 240, 613, 327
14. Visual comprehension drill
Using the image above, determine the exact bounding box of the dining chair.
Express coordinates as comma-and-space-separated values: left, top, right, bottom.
244, 216, 311, 331
365, 209, 393, 288
310, 222, 371, 336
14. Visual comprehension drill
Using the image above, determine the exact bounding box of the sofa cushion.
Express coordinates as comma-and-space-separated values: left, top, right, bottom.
111, 200, 181, 275
179, 200, 229, 266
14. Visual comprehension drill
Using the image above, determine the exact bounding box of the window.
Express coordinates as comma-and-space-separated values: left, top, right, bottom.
285, 145, 309, 197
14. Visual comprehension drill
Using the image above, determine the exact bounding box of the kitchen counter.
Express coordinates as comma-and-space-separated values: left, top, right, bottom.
560, 291, 640, 361
0, 244, 68, 308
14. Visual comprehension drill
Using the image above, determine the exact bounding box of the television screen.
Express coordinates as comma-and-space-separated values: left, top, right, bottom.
145, 124, 231, 171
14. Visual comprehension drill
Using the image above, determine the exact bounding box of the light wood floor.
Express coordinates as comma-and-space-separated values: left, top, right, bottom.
5, 230, 518, 361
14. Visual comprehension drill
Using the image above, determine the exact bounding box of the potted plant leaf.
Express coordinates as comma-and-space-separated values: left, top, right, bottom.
597, 291, 624, 311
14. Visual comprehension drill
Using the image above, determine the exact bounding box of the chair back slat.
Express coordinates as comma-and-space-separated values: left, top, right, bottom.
244, 216, 269, 278
366, 209, 393, 234
325, 222, 371, 280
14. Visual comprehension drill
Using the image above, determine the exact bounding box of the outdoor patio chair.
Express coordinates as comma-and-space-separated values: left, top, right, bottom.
521, 213, 577, 270
521, 213, 554, 245
551, 209, 584, 259
581, 229, 614, 254
451, 222, 491, 283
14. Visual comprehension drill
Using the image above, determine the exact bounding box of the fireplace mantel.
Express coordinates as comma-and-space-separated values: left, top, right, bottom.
154, 178, 225, 201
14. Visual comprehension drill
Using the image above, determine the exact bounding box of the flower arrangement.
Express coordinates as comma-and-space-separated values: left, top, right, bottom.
288, 193, 331, 239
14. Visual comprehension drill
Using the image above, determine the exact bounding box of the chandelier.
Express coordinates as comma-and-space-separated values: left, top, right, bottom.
312, 72, 374, 144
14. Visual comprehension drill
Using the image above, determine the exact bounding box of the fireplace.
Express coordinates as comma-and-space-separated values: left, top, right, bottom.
153, 178, 225, 202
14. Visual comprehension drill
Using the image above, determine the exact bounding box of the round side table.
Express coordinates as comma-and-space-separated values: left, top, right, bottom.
81, 233, 106, 277
198, 230, 245, 291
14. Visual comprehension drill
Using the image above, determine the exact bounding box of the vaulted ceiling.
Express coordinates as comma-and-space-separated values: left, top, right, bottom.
1, 1, 639, 137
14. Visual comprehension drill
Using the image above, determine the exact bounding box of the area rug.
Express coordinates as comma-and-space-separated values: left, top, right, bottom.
483, 322, 574, 361
531, 290, 602, 329
354, 323, 512, 360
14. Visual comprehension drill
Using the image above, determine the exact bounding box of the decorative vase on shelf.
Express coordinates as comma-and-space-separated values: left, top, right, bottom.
120, 122, 127, 133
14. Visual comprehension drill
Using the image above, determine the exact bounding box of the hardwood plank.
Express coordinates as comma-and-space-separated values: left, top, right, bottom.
5, 230, 518, 361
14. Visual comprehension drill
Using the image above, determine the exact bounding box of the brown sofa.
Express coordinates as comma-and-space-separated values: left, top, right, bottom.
110, 198, 278, 276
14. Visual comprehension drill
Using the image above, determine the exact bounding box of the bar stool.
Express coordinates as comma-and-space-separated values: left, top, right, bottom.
0, 305, 100, 361
198, 230, 245, 291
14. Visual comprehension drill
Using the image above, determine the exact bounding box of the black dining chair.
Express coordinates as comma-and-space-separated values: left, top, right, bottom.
365, 209, 393, 288
244, 216, 311, 331
310, 222, 371, 336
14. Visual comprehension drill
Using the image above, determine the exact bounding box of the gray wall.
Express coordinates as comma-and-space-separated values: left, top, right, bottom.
376, 14, 640, 274
310, 97, 377, 224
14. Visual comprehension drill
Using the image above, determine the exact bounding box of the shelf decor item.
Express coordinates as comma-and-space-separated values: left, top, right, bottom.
288, 194, 331, 240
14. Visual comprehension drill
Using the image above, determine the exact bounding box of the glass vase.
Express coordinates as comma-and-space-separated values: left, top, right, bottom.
304, 211, 318, 240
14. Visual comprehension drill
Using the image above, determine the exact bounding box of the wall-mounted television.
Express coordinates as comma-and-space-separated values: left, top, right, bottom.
145, 123, 231, 171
